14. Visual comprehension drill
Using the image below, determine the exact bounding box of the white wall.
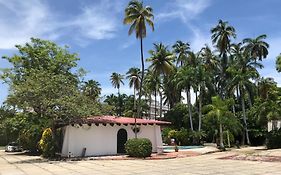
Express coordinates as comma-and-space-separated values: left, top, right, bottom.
268, 120, 281, 132
61, 124, 163, 157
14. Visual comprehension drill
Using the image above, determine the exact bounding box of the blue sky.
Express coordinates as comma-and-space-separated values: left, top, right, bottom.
0, 0, 281, 104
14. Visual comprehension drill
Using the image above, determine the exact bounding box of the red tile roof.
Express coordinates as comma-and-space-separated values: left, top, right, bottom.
71, 116, 171, 125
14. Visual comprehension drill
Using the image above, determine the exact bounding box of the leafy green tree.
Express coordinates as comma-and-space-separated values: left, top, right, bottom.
1, 38, 99, 137
124, 0, 154, 118
164, 103, 188, 129
204, 96, 235, 149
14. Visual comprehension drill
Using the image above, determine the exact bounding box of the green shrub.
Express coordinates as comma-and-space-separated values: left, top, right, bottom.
190, 131, 206, 145
176, 128, 191, 145
168, 130, 177, 140
19, 125, 43, 153
266, 129, 281, 149
162, 127, 173, 144
167, 128, 192, 145
249, 129, 266, 146
125, 138, 152, 158
39, 128, 56, 158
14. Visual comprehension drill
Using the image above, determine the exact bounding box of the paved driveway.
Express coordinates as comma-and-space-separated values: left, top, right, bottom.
1, 150, 280, 175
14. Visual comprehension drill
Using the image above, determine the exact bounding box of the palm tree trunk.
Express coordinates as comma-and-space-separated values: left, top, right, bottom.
149, 94, 152, 119
240, 87, 251, 145
219, 122, 224, 149
198, 87, 202, 131
186, 87, 194, 131
135, 36, 144, 138
154, 90, 157, 120
133, 86, 136, 113
118, 88, 121, 116
159, 90, 163, 118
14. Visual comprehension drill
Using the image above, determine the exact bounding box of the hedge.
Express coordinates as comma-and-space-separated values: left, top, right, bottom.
125, 138, 152, 158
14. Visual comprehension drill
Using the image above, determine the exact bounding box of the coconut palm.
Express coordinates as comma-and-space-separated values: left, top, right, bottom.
227, 67, 259, 145
147, 43, 175, 76
243, 34, 269, 62
147, 43, 175, 119
175, 65, 195, 131
199, 44, 219, 72
82, 80, 101, 101
110, 72, 124, 116
162, 69, 181, 109
172, 41, 190, 67
126, 67, 141, 114
124, 0, 154, 118
211, 20, 236, 58
143, 70, 161, 119
110, 72, 124, 94
211, 20, 236, 98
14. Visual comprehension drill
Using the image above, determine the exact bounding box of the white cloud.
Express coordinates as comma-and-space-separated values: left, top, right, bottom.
69, 1, 120, 40
156, 0, 211, 23
0, 0, 56, 49
0, 0, 123, 49
156, 0, 212, 52
187, 24, 211, 52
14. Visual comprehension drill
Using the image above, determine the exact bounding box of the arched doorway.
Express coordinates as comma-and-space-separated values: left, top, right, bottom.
117, 128, 127, 154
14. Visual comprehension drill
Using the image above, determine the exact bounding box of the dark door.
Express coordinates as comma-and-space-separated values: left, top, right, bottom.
117, 129, 127, 154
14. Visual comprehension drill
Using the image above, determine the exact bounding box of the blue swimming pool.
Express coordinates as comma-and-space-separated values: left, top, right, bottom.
163, 145, 204, 152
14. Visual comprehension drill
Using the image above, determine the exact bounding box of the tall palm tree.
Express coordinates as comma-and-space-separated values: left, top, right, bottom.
227, 67, 259, 145
172, 41, 190, 67
211, 20, 236, 58
243, 34, 269, 62
175, 65, 195, 131
144, 70, 161, 119
211, 20, 236, 98
147, 43, 175, 119
162, 69, 181, 109
110, 72, 124, 116
147, 43, 175, 76
124, 0, 154, 118
82, 80, 101, 101
110, 72, 124, 94
205, 96, 234, 149
126, 67, 141, 115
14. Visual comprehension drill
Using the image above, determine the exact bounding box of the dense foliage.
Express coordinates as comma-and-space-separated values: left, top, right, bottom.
125, 138, 152, 158
266, 129, 281, 149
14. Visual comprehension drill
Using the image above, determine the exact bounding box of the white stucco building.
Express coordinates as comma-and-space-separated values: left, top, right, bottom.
60, 116, 170, 157
268, 120, 281, 132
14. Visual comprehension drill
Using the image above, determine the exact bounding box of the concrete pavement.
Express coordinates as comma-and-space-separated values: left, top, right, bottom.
0, 148, 280, 175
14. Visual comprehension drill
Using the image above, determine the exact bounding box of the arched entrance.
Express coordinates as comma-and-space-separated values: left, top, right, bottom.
117, 128, 127, 154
